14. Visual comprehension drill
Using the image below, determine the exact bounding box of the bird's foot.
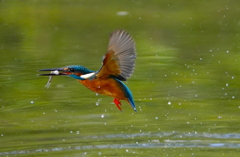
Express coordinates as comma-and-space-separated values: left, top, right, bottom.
113, 98, 122, 111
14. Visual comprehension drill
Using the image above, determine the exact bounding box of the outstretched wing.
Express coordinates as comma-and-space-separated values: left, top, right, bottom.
96, 30, 136, 81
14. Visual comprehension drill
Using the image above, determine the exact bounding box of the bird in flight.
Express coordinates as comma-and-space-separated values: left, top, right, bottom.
39, 30, 136, 111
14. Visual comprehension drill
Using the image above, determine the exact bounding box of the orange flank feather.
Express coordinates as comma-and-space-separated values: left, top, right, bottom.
79, 77, 129, 110
79, 78, 128, 101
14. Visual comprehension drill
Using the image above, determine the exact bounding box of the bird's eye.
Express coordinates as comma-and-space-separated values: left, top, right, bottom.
68, 68, 75, 72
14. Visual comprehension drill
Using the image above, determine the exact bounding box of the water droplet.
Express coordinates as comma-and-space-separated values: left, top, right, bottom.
232, 76, 234, 79
43, 112, 45, 115
101, 114, 104, 118
1, 134, 3, 136
200, 58, 202, 60
30, 100, 34, 104
232, 96, 235, 99
155, 117, 158, 120
116, 11, 128, 16
96, 102, 100, 106
226, 83, 228, 86
98, 152, 102, 155
70, 131, 73, 134
168, 101, 171, 105
126, 149, 129, 152
209, 49, 212, 52
226, 50, 229, 53
96, 93, 99, 96
76, 131, 80, 134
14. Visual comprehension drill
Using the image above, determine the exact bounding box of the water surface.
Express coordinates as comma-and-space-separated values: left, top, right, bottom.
0, 0, 240, 156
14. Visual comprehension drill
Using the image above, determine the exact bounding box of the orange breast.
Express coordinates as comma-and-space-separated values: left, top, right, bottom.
79, 78, 127, 101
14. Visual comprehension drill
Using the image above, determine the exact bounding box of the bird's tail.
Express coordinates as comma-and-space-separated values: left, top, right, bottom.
116, 79, 137, 112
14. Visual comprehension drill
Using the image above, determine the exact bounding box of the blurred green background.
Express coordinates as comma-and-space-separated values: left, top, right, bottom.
1, 0, 240, 156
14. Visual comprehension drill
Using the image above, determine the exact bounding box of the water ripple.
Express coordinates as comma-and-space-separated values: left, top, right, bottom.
1, 132, 240, 156
0, 142, 240, 156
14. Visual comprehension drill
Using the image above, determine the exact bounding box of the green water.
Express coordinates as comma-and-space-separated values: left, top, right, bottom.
1, 0, 240, 156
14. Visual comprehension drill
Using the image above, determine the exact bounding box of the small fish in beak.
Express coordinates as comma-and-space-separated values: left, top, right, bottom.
39, 68, 67, 88
44, 70, 60, 88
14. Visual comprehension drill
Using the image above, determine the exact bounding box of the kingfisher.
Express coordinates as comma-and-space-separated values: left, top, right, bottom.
39, 30, 137, 111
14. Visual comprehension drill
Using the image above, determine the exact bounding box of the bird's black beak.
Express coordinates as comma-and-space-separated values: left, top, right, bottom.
39, 68, 69, 76
39, 68, 71, 88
